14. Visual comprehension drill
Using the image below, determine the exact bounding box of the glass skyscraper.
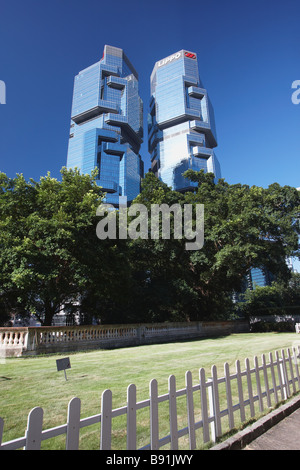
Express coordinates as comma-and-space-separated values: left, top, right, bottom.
246, 268, 275, 289
66, 45, 144, 205
148, 50, 221, 191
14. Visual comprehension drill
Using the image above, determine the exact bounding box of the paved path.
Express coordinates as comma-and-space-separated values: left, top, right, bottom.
211, 394, 300, 451
244, 407, 300, 450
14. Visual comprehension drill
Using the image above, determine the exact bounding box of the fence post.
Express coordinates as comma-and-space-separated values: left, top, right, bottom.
235, 360, 245, 422
25, 407, 43, 450
199, 368, 210, 443
66, 397, 81, 450
245, 357, 255, 417
150, 379, 159, 450
185, 371, 196, 450
127, 384, 137, 450
100, 389, 112, 450
168, 375, 178, 450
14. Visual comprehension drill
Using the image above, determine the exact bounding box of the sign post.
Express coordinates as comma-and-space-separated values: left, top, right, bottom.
56, 357, 71, 381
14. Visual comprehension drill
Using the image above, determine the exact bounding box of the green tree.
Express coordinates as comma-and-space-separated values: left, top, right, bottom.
129, 171, 300, 321
0, 168, 125, 326
240, 273, 300, 320
182, 171, 299, 317
128, 172, 195, 322
1, 167, 298, 327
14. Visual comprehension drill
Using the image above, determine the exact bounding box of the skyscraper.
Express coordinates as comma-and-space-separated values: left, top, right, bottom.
148, 50, 221, 191
67, 45, 144, 205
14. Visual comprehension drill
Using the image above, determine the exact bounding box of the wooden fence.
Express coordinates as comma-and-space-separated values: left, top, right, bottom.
1, 346, 300, 450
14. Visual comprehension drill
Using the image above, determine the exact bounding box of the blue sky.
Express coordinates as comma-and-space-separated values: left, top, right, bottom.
0, 0, 299, 190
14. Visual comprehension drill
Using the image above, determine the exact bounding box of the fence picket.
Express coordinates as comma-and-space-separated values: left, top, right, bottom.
199, 368, 210, 443
0, 417, 3, 448
209, 365, 221, 441
185, 371, 196, 449
25, 407, 43, 450
262, 354, 271, 408
235, 360, 245, 422
127, 384, 137, 450
276, 350, 285, 400
281, 349, 290, 398
150, 379, 159, 450
66, 397, 81, 450
269, 352, 278, 404
100, 389, 112, 450
224, 363, 234, 430
168, 375, 178, 450
287, 349, 296, 394
254, 356, 264, 412
293, 347, 300, 389
245, 357, 255, 417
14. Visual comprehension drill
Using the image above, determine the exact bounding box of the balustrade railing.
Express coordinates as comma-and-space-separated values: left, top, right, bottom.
0, 321, 248, 357
0, 328, 28, 348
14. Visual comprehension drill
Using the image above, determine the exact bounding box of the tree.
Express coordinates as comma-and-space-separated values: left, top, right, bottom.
182, 171, 299, 317
127, 173, 195, 322
1, 167, 298, 326
239, 273, 300, 320
0, 168, 122, 326
128, 171, 300, 321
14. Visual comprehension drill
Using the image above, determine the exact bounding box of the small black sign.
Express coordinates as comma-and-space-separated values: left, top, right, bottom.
56, 357, 71, 372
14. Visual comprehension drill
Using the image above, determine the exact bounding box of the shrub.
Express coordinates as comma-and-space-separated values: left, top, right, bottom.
250, 320, 294, 333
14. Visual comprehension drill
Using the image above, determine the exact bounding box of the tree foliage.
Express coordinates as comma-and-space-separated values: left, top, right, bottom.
1, 168, 299, 326
0, 168, 129, 325
127, 171, 300, 321
239, 273, 300, 319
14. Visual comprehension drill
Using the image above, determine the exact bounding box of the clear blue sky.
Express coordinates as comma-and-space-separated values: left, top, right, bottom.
0, 0, 299, 189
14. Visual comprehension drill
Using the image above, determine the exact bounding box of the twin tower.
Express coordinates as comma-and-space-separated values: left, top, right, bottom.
66, 45, 221, 205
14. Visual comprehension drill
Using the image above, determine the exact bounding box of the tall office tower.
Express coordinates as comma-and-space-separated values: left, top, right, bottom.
67, 45, 144, 205
148, 50, 221, 191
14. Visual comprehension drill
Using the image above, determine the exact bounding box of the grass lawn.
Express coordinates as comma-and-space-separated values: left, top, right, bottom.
1, 332, 300, 449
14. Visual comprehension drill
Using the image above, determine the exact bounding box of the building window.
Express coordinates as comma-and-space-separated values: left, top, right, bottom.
97, 152, 101, 177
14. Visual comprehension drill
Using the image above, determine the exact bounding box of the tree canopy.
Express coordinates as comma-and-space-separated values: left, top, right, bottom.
0, 168, 299, 326
128, 171, 300, 321
0, 168, 130, 325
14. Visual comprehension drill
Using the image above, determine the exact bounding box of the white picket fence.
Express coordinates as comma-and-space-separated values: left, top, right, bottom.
1, 346, 300, 450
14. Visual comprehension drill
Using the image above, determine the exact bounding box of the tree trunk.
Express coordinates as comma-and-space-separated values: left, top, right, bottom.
43, 300, 56, 326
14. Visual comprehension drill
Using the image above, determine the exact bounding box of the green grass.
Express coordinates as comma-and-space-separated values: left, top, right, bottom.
1, 332, 299, 449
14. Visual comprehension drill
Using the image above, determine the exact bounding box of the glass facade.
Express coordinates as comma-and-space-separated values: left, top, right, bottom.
67, 45, 144, 205
247, 267, 275, 289
148, 50, 221, 191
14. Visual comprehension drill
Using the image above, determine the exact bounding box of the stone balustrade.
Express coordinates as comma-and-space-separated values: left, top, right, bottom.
0, 328, 29, 357
0, 320, 249, 357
